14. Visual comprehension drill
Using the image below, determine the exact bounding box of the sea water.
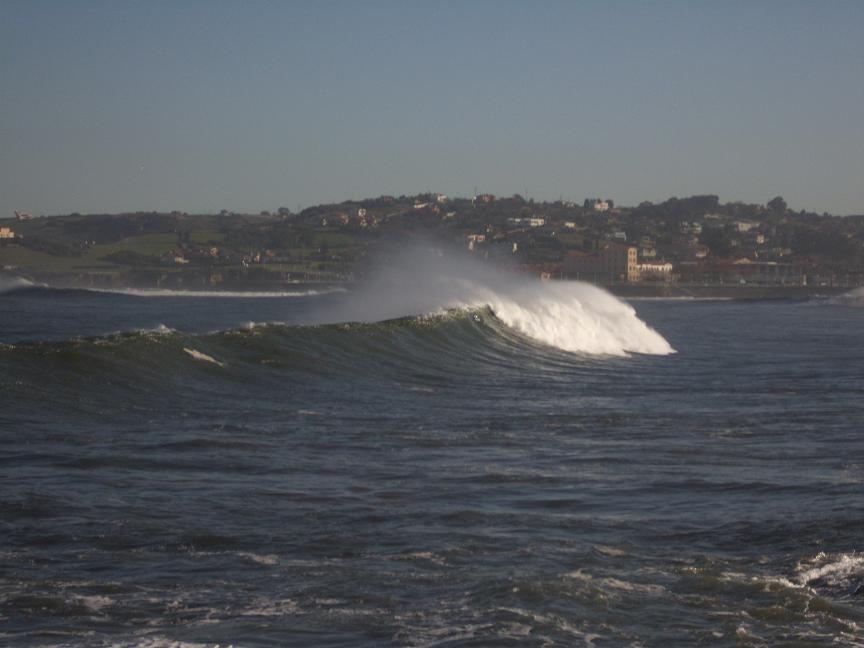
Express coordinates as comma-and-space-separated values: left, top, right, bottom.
1, 275, 863, 647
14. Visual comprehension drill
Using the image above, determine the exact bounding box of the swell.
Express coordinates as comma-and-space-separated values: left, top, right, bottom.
0, 309, 576, 394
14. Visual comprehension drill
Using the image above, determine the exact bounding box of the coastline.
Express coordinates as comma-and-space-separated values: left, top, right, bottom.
3, 268, 856, 301
604, 282, 851, 300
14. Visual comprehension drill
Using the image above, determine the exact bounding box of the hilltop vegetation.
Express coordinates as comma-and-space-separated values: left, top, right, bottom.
1, 194, 862, 290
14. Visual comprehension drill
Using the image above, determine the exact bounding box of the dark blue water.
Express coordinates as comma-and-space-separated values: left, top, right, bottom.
2, 285, 863, 647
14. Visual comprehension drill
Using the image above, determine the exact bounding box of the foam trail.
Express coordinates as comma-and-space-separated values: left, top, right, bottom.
183, 347, 225, 367
86, 287, 346, 298
318, 245, 674, 357
796, 552, 864, 588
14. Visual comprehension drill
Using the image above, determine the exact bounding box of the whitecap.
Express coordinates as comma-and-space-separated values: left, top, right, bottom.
235, 552, 279, 566
796, 552, 864, 588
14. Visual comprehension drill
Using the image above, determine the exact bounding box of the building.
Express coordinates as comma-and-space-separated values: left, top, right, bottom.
466, 233, 486, 251
638, 261, 674, 281
680, 222, 702, 235
507, 217, 545, 228
565, 243, 639, 282
0, 227, 16, 239
639, 240, 657, 259
584, 199, 612, 212
734, 220, 759, 232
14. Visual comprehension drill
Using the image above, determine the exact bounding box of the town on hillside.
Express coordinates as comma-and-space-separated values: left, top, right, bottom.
1, 194, 863, 295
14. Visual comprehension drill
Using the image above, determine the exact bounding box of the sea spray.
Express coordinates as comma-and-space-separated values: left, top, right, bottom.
0, 275, 37, 294
828, 287, 864, 307
313, 245, 674, 356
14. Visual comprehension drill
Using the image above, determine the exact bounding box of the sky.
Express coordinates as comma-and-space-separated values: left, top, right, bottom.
1, 0, 862, 217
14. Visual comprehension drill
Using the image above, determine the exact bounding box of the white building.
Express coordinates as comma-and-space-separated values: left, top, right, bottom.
638, 261, 674, 281
507, 217, 545, 228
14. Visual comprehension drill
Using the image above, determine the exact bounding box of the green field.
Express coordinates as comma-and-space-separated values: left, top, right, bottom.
0, 233, 180, 272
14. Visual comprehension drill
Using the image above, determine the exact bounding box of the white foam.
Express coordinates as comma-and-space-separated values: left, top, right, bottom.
593, 544, 628, 557
182, 347, 225, 367
398, 551, 447, 566
239, 597, 299, 617
796, 552, 864, 587
107, 639, 231, 648
236, 551, 279, 566
138, 324, 176, 335
72, 594, 114, 612
564, 570, 665, 595
458, 280, 674, 356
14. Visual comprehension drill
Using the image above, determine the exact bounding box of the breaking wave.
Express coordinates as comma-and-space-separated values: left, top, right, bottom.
314, 245, 674, 357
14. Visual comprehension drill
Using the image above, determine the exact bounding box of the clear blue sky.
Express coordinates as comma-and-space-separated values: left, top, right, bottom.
1, 0, 862, 216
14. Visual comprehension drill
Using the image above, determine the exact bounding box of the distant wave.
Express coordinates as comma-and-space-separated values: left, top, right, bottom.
826, 287, 864, 307
0, 275, 42, 294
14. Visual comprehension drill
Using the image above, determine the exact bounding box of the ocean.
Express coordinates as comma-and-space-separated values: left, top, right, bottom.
1, 265, 863, 647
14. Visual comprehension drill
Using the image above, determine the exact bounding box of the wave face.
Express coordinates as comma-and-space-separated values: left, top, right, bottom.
0, 309, 621, 399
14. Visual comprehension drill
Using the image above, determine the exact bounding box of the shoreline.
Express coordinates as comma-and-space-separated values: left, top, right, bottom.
604, 282, 852, 300
2, 269, 857, 301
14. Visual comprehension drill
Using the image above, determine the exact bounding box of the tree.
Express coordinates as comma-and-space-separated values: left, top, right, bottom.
700, 226, 735, 258
767, 196, 787, 212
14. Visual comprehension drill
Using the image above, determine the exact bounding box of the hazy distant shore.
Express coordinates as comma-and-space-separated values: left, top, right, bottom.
605, 282, 851, 300
3, 268, 852, 302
